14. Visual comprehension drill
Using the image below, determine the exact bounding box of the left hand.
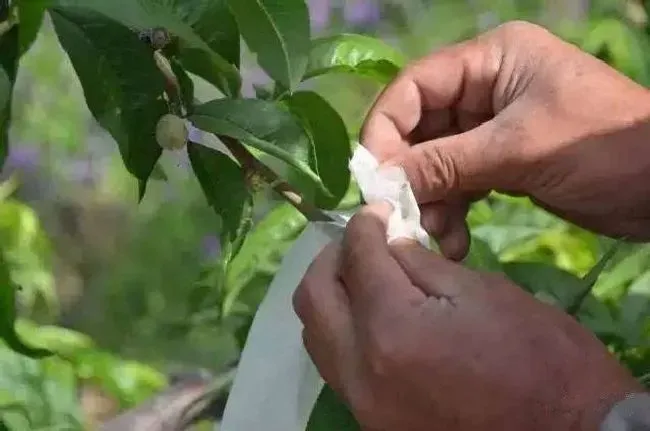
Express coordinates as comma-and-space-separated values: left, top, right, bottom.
293, 203, 642, 431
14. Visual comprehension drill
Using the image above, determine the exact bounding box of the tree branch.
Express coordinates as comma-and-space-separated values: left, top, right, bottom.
219, 136, 333, 222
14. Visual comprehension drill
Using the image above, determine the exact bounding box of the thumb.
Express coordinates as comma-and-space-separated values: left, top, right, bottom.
383, 121, 514, 203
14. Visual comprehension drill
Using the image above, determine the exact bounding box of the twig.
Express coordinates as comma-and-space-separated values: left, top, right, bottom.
218, 136, 333, 222
0, 16, 15, 39
99, 369, 236, 431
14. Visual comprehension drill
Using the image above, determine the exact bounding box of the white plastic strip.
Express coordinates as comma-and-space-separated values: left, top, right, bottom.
219, 145, 430, 431
219, 220, 346, 431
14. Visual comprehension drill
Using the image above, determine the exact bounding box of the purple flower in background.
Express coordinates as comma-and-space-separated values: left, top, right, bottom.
201, 234, 221, 260
3, 146, 40, 172
308, 0, 331, 32
344, 0, 381, 26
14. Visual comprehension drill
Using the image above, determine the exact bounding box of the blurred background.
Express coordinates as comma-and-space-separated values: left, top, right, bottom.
4, 0, 650, 429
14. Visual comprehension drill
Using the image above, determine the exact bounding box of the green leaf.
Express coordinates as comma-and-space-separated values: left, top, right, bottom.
285, 91, 351, 209
305, 34, 406, 84
226, 0, 310, 90
187, 142, 253, 247
620, 271, 650, 345
172, 0, 239, 67
0, 252, 51, 358
222, 202, 307, 316
52, 0, 241, 97
307, 385, 360, 431
149, 163, 168, 181
169, 58, 195, 114
581, 18, 650, 85
0, 25, 19, 169
189, 98, 328, 200
502, 262, 617, 337
14, 320, 95, 359
0, 419, 8, 431
463, 237, 502, 272
233, 313, 254, 351
74, 350, 167, 405
594, 245, 650, 301
0, 390, 33, 428
503, 262, 579, 307
50, 6, 168, 199
17, 0, 50, 54
566, 240, 621, 316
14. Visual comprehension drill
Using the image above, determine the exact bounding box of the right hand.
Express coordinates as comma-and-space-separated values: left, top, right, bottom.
361, 21, 650, 260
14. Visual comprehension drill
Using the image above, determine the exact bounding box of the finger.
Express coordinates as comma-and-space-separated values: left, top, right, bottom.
294, 241, 355, 383
407, 109, 455, 144
389, 239, 479, 299
386, 120, 522, 204
301, 328, 350, 395
420, 199, 473, 261
437, 217, 471, 262
360, 38, 498, 162
339, 204, 426, 319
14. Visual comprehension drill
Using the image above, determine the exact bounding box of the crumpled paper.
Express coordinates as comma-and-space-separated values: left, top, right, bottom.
218, 145, 430, 431
348, 145, 430, 248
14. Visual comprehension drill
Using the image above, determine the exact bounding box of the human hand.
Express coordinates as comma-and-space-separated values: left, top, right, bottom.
361, 21, 650, 259
294, 204, 643, 431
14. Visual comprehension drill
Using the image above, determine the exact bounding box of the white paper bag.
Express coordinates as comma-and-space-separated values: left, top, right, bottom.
219, 146, 430, 431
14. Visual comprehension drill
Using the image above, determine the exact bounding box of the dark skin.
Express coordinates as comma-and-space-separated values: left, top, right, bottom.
294, 21, 650, 431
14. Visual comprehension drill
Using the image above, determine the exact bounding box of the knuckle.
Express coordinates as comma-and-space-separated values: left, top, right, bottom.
422, 144, 458, 192
496, 20, 545, 37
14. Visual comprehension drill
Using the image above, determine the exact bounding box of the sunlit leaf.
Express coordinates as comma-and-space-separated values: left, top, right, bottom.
226, 0, 310, 90
222, 202, 306, 316
305, 34, 405, 84
581, 18, 650, 85
0, 199, 57, 319
14, 319, 95, 359
75, 350, 167, 406
0, 252, 51, 358
594, 245, 650, 301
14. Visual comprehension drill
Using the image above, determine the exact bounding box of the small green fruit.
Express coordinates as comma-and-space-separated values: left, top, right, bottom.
156, 114, 188, 150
